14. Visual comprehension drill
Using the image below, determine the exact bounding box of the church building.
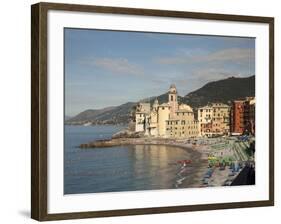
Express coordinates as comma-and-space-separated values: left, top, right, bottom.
135, 84, 199, 138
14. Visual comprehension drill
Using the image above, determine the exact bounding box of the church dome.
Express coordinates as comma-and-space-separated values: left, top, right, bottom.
178, 104, 193, 112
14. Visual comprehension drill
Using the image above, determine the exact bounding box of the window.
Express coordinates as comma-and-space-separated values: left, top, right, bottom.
171, 95, 173, 101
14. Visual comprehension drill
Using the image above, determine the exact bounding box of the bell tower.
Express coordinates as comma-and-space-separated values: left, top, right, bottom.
168, 84, 178, 118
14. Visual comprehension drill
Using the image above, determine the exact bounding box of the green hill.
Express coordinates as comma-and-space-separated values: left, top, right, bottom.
183, 76, 255, 108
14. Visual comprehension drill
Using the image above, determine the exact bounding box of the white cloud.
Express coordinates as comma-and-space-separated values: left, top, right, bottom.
92, 57, 143, 75
199, 48, 254, 62
155, 48, 255, 65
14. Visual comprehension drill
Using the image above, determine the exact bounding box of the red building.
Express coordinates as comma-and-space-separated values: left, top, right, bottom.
230, 97, 255, 135
231, 101, 245, 134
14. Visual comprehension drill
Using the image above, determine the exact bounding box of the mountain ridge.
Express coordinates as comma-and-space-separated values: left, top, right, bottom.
183, 75, 255, 108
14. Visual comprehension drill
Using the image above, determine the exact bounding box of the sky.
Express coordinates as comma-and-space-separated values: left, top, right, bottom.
65, 28, 255, 116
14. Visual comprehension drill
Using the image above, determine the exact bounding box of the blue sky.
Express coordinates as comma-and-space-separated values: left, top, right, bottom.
65, 28, 255, 116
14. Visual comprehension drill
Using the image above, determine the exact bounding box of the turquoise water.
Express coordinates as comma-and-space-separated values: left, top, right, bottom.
64, 125, 198, 194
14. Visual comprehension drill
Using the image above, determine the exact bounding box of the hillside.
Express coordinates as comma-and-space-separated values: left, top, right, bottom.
66, 103, 136, 125
183, 76, 255, 108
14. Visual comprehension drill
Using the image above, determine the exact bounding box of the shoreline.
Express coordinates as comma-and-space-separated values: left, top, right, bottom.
80, 137, 212, 188
79, 136, 251, 188
80, 137, 210, 161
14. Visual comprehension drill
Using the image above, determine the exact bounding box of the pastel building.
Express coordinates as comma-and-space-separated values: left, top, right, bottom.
197, 103, 230, 137
212, 103, 231, 135
197, 105, 213, 136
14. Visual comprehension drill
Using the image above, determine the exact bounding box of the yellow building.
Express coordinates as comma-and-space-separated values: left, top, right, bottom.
166, 104, 199, 138
197, 103, 230, 137
197, 105, 213, 136
212, 103, 230, 135
155, 103, 170, 137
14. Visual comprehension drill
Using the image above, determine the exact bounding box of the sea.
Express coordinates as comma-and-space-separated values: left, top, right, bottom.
64, 125, 201, 194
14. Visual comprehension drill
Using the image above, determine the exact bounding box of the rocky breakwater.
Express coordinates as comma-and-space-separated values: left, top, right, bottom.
80, 129, 145, 148
79, 129, 186, 149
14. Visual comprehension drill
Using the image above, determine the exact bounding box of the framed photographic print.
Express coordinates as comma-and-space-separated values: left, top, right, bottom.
31, 2, 274, 221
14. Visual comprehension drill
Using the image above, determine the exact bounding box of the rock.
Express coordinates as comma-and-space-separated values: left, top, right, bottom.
80, 138, 133, 148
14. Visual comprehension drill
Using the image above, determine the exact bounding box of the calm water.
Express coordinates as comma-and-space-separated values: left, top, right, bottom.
64, 125, 199, 194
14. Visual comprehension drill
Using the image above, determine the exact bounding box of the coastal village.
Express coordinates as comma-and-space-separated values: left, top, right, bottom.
80, 84, 255, 188
135, 84, 255, 138
131, 84, 255, 187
